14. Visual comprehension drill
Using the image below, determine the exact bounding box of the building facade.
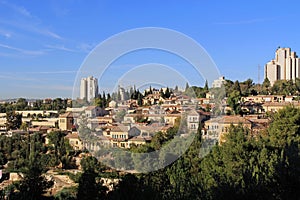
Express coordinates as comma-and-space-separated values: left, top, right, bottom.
59, 112, 74, 131
80, 76, 99, 102
265, 47, 300, 85
212, 76, 226, 88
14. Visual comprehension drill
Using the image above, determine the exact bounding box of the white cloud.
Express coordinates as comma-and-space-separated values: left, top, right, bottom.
39, 30, 63, 40
0, 1, 31, 18
0, 43, 46, 56
77, 42, 96, 53
45, 44, 77, 52
0, 1, 63, 40
0, 29, 12, 38
0, 74, 37, 81
13, 4, 31, 17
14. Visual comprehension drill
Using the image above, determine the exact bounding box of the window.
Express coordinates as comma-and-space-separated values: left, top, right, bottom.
142, 132, 147, 137
191, 124, 196, 129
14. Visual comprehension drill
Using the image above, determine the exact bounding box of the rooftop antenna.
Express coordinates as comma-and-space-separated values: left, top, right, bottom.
258, 65, 261, 84
258, 64, 261, 93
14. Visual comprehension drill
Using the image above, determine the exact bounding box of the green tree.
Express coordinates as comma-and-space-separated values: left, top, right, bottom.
174, 85, 179, 93
271, 79, 296, 95
108, 174, 149, 200
185, 82, 190, 92
227, 90, 242, 115
137, 93, 143, 106
204, 80, 209, 91
16, 98, 28, 110
20, 122, 28, 131
11, 157, 53, 200
47, 131, 67, 165
77, 156, 107, 200
240, 78, 254, 96
55, 186, 77, 200
160, 88, 165, 98
164, 87, 171, 98
6, 111, 22, 130
0, 151, 7, 166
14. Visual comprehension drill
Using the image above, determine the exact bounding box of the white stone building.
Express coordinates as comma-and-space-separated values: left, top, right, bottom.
212, 76, 226, 88
80, 76, 99, 102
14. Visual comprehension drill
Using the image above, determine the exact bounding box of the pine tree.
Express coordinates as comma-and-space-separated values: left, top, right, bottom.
185, 82, 190, 92
12, 157, 53, 199
204, 80, 209, 91
160, 88, 165, 98
165, 87, 171, 98
138, 93, 143, 106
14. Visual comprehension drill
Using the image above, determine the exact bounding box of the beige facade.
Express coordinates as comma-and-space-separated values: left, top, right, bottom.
187, 110, 200, 131
0, 113, 6, 132
65, 132, 83, 150
59, 112, 74, 131
241, 95, 284, 103
262, 102, 300, 112
204, 116, 252, 143
31, 118, 58, 127
265, 47, 300, 85
212, 76, 226, 88
128, 136, 148, 147
164, 114, 181, 125
16, 110, 58, 117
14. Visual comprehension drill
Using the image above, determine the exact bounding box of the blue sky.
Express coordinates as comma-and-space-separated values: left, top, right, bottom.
1, 0, 300, 99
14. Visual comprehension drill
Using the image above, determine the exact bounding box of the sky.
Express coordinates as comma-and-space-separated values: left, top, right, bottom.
1, 0, 300, 99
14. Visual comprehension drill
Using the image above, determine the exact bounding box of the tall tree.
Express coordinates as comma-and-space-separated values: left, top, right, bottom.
16, 98, 28, 110
10, 157, 53, 199
77, 156, 107, 200
137, 93, 143, 106
6, 111, 22, 130
160, 88, 165, 98
47, 131, 67, 165
262, 77, 271, 94
185, 82, 190, 92
164, 87, 171, 98
204, 80, 209, 91
227, 90, 241, 115
240, 78, 254, 96
174, 85, 179, 93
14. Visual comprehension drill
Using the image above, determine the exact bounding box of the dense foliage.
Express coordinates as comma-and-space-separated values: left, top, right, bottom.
106, 106, 300, 200
0, 98, 70, 113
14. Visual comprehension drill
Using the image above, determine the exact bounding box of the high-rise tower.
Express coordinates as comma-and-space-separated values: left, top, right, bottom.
80, 76, 98, 102
265, 47, 300, 85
